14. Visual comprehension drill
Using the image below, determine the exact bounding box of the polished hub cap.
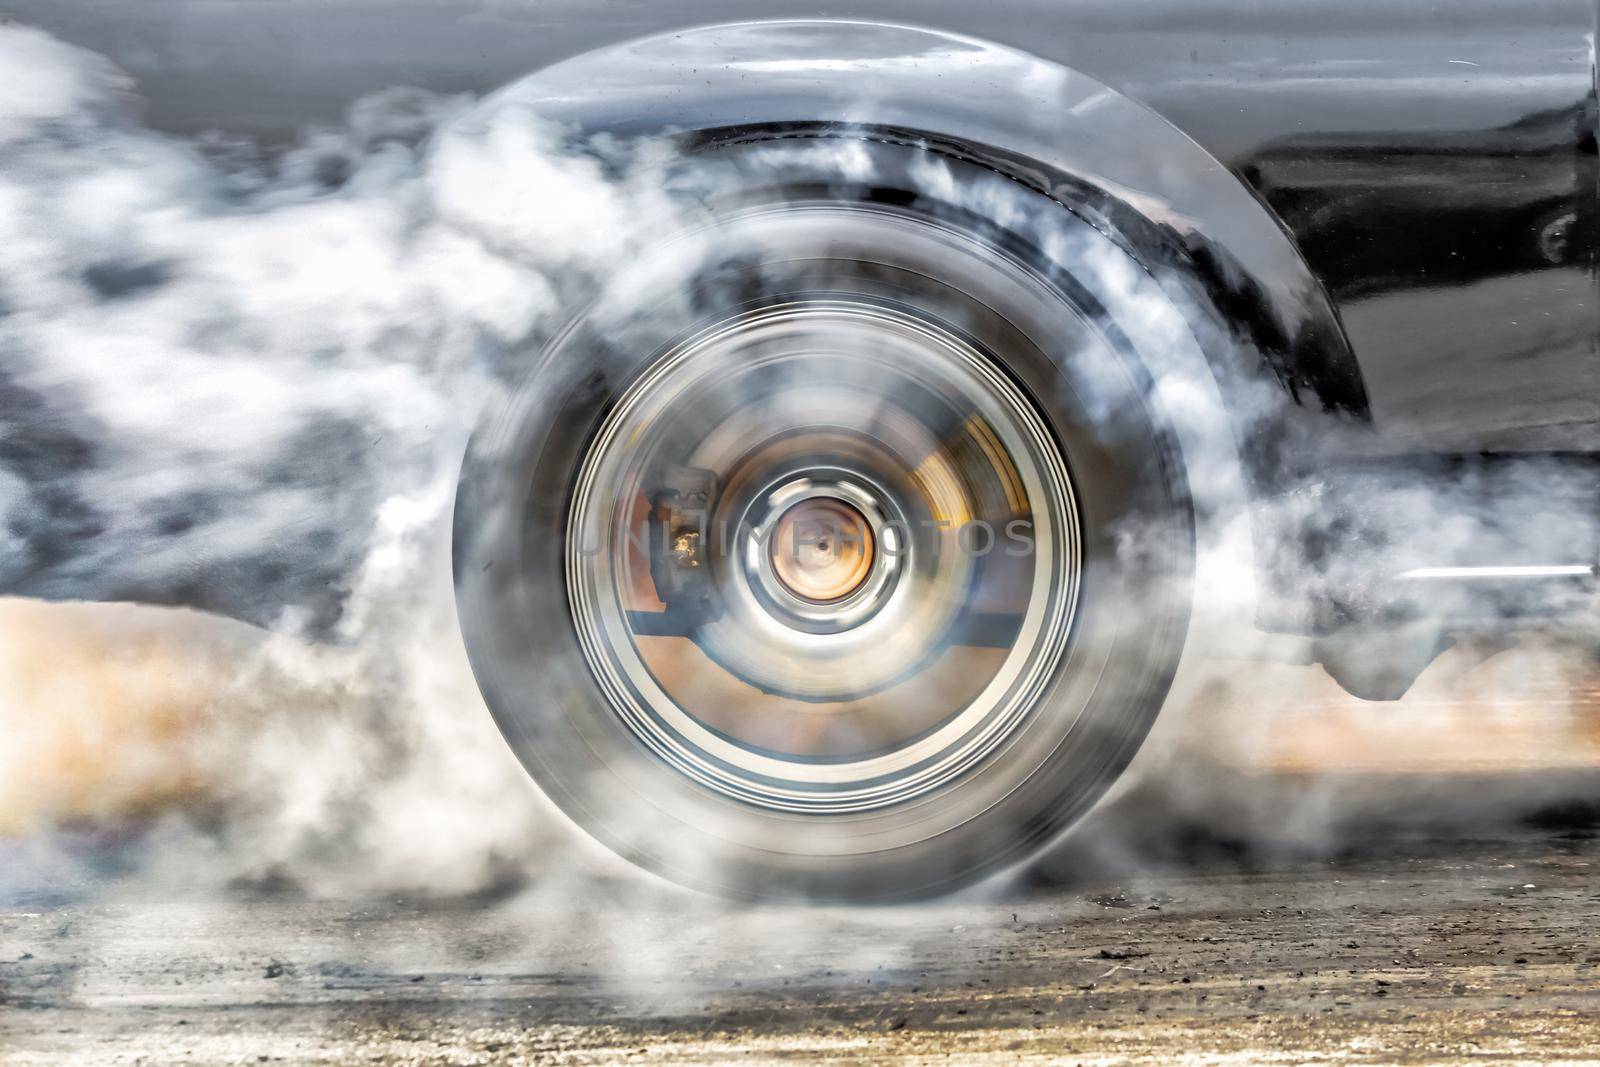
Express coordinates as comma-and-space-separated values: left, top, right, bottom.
768, 494, 875, 604
744, 475, 902, 633
566, 302, 1080, 813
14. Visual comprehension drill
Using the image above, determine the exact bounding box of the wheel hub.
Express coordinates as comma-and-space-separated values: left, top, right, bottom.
564, 300, 1080, 811
744, 474, 902, 633
767, 494, 875, 604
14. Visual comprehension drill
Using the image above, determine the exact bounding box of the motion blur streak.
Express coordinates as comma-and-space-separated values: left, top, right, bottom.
0, 22, 1596, 906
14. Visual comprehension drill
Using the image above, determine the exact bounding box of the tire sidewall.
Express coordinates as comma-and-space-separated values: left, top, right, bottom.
455, 150, 1194, 900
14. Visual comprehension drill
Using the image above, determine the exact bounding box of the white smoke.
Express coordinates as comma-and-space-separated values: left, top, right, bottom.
0, 23, 691, 895
0, 21, 1594, 910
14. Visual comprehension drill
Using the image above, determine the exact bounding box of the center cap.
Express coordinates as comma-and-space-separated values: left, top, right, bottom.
769, 498, 876, 603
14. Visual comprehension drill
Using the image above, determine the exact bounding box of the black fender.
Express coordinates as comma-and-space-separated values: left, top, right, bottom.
2, 20, 1370, 640
467, 20, 1371, 439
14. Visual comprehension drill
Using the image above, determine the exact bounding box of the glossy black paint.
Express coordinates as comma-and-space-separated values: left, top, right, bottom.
10, 0, 1597, 453
4, 3, 1596, 657
466, 19, 1369, 456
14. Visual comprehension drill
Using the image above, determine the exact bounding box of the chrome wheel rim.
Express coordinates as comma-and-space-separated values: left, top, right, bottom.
565, 301, 1080, 813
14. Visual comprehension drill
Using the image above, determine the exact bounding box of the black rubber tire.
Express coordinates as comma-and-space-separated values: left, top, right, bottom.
454, 142, 1194, 901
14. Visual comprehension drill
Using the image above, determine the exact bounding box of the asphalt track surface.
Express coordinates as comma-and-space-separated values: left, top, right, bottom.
3, 611, 1599, 1065
6, 810, 1600, 1064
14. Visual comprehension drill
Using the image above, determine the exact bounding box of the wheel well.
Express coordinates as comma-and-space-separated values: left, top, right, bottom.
464, 19, 1373, 461
692, 121, 1370, 430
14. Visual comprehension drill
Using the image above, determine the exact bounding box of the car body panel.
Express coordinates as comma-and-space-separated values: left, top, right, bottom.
3, 3, 1596, 659
470, 20, 1366, 433
8, 0, 1597, 452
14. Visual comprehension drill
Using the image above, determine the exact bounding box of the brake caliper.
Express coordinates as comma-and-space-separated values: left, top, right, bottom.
647, 466, 720, 623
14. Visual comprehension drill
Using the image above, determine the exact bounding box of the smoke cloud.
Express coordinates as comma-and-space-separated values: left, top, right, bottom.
0, 22, 691, 896
0, 20, 1595, 913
